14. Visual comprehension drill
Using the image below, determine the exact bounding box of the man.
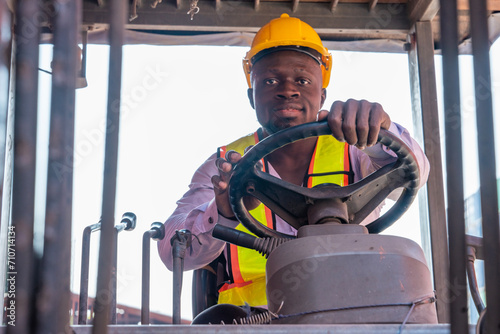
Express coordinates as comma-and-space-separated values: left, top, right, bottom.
158, 13, 429, 322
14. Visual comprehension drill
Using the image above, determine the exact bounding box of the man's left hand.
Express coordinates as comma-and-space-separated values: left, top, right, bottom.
317, 99, 391, 150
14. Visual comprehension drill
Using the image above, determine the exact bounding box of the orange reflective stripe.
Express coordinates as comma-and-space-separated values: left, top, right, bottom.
218, 145, 227, 159
229, 243, 244, 283
264, 206, 273, 229
307, 142, 319, 188
234, 220, 267, 282
261, 155, 274, 228
218, 280, 252, 292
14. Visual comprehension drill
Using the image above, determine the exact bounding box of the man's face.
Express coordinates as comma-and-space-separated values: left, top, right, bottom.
248, 50, 326, 135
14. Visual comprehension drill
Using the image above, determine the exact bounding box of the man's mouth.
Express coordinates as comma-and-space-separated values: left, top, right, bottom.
274, 105, 303, 116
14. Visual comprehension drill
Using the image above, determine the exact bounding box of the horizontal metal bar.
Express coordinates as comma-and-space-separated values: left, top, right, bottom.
465, 234, 483, 259
82, 1, 410, 37
36, 324, 480, 334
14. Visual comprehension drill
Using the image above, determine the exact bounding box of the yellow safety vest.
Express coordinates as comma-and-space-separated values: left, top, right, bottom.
217, 129, 351, 306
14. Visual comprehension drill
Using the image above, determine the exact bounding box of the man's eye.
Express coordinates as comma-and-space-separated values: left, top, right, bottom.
298, 78, 311, 85
265, 78, 278, 85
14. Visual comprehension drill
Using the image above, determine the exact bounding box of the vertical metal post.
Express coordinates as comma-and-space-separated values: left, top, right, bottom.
408, 21, 451, 323
77, 28, 88, 89
172, 250, 183, 325
7, 0, 40, 333
468, 1, 500, 332
81, 29, 87, 78
92, 1, 125, 330
110, 228, 118, 324
141, 231, 153, 325
79, 226, 92, 324
171, 230, 192, 325
0, 0, 12, 324
35, 1, 79, 333
0, 0, 11, 204
439, 0, 468, 332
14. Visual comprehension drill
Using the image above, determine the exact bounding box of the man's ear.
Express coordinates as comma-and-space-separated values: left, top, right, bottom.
247, 88, 255, 109
320, 88, 327, 109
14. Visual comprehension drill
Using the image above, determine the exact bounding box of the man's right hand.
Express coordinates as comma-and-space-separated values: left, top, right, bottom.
211, 150, 261, 219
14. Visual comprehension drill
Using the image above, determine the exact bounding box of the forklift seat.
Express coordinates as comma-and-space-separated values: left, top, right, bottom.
191, 253, 227, 318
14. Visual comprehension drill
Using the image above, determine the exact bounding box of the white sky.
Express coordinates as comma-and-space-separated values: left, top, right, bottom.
35, 40, 500, 322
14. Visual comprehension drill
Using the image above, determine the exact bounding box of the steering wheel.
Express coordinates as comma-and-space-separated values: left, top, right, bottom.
228, 121, 420, 239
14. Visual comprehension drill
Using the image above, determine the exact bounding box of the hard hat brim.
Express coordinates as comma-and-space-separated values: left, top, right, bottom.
250, 46, 323, 67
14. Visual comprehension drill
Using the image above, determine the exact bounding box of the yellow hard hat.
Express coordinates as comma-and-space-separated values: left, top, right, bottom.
243, 13, 332, 89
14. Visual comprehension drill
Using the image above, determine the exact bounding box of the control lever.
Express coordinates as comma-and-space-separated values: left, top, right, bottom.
171, 229, 194, 324
78, 220, 102, 324
212, 224, 289, 258
141, 222, 165, 325
110, 212, 137, 324
212, 224, 258, 249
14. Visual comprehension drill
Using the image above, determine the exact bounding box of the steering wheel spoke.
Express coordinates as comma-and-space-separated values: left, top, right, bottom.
244, 170, 311, 229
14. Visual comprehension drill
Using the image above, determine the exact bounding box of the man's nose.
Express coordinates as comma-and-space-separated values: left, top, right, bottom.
276, 81, 299, 99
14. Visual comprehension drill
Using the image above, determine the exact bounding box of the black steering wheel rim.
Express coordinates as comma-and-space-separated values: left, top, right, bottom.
228, 121, 420, 239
